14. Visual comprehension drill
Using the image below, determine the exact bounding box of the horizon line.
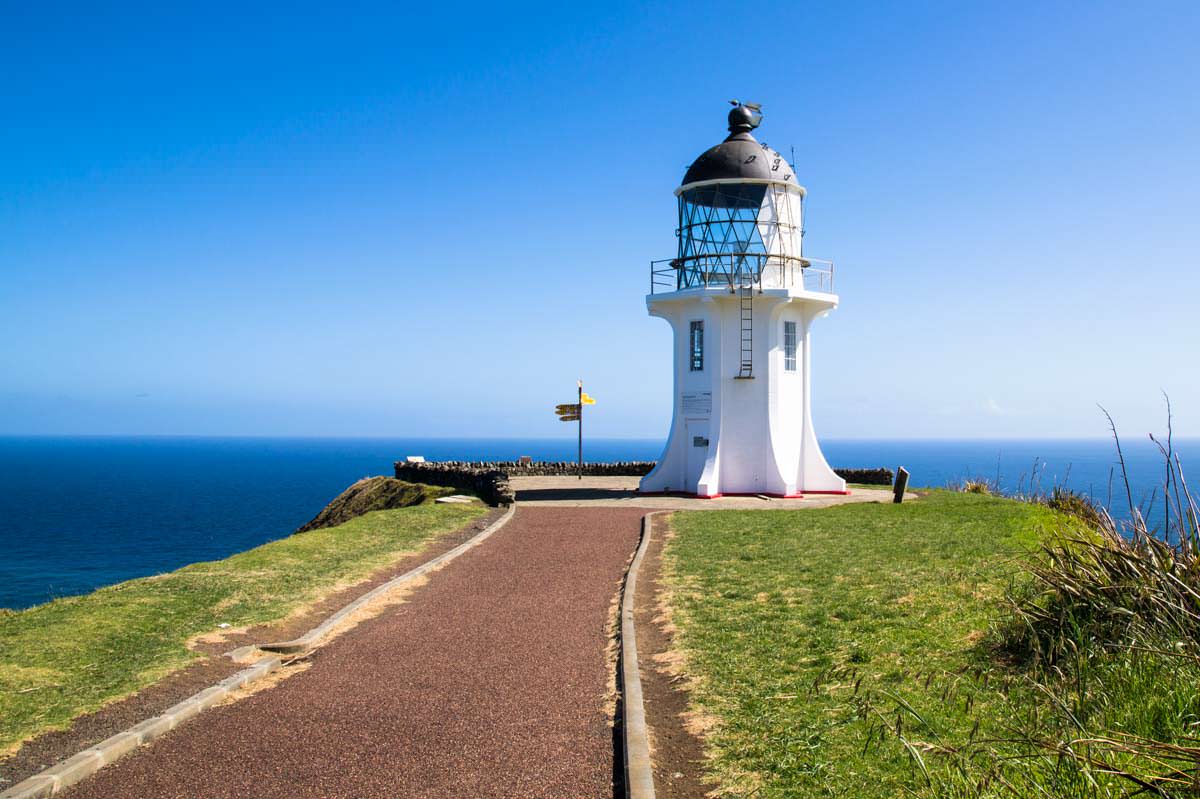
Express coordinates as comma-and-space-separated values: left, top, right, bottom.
0, 433, 1190, 443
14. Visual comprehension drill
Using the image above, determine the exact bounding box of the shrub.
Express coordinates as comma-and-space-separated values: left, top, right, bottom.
993, 407, 1200, 793
1042, 486, 1107, 530
835, 468, 895, 486
877, 405, 1200, 796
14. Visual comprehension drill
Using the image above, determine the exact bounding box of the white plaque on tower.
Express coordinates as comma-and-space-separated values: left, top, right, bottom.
681, 392, 712, 415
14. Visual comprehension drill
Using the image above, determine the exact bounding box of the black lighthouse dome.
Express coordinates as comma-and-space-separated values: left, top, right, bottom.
681, 102, 795, 187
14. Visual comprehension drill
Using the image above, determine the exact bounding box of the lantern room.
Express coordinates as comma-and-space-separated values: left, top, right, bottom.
672, 104, 807, 294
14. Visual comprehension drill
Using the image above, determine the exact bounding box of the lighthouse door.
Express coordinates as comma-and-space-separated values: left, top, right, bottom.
685, 419, 709, 490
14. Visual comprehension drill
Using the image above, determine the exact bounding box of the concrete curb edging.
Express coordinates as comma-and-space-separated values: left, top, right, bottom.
0, 657, 284, 799
260, 503, 517, 653
621, 511, 660, 799
0, 505, 518, 799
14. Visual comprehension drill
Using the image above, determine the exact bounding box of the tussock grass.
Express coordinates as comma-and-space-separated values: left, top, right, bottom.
0, 501, 485, 754
969, 411, 1200, 797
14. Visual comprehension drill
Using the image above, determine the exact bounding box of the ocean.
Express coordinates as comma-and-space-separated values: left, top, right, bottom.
0, 436, 1193, 610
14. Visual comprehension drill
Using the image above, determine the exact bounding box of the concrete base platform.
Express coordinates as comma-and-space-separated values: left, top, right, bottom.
511, 476, 904, 509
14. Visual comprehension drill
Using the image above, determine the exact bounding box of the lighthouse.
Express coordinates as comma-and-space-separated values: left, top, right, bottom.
638, 102, 846, 498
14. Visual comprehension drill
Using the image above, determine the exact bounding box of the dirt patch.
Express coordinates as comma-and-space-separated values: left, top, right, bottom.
0, 507, 503, 791
604, 569, 629, 723
635, 515, 710, 799
217, 658, 313, 706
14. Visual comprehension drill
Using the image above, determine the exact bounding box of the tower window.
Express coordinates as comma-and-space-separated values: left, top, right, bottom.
689, 321, 704, 371
784, 321, 797, 371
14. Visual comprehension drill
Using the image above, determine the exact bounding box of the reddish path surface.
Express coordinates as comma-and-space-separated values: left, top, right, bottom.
63, 507, 646, 799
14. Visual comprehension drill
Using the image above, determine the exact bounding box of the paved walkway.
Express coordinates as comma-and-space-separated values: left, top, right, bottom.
62, 507, 646, 799
512, 475, 903, 509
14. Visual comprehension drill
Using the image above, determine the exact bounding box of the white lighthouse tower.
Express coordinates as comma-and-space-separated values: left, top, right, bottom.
639, 103, 846, 498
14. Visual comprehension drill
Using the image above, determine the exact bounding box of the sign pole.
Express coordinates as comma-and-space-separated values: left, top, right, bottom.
553, 387, 591, 474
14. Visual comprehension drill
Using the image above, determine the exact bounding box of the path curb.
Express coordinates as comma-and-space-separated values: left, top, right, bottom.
0, 505, 517, 799
260, 504, 516, 654
621, 511, 661, 799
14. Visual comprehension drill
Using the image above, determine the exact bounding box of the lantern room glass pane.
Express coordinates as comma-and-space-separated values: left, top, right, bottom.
679, 185, 769, 264
675, 182, 802, 290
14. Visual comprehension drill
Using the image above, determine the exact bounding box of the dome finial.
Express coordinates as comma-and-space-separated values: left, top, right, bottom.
681, 101, 793, 186
727, 101, 762, 135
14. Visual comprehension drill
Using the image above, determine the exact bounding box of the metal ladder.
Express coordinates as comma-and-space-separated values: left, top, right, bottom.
735, 281, 754, 379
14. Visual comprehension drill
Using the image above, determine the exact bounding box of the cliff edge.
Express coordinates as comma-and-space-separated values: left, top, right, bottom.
295, 476, 451, 533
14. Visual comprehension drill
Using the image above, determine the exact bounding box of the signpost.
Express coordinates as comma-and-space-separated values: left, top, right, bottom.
554, 381, 596, 480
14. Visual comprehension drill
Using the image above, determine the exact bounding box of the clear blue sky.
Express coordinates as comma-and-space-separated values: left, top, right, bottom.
3, 1, 1198, 440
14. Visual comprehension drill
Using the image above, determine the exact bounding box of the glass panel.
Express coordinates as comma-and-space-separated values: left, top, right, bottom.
675, 183, 802, 290
784, 321, 797, 371
689, 321, 704, 371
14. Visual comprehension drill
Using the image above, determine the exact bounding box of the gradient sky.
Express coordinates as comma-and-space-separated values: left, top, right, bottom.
3, 1, 1198, 440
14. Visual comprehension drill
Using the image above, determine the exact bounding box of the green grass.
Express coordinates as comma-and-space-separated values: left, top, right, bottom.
0, 501, 486, 754
661, 491, 1060, 797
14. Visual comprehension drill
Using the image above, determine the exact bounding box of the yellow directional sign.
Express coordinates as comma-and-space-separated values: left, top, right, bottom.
581, 393, 596, 405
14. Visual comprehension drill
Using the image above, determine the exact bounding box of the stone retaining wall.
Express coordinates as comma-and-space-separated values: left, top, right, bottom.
834, 468, 894, 486
396, 460, 894, 505
404, 460, 655, 477
394, 463, 515, 506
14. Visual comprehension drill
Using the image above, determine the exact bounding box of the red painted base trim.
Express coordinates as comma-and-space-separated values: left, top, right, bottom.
638, 489, 852, 499
700, 492, 804, 499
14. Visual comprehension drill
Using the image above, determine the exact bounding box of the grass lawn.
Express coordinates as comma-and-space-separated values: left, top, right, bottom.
661, 491, 1060, 798
0, 501, 486, 754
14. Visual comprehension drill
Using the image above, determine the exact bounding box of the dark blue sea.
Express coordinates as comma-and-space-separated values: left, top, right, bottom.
1, 436, 1193, 610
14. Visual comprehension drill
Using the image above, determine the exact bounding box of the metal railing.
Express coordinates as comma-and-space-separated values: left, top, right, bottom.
649, 254, 835, 295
